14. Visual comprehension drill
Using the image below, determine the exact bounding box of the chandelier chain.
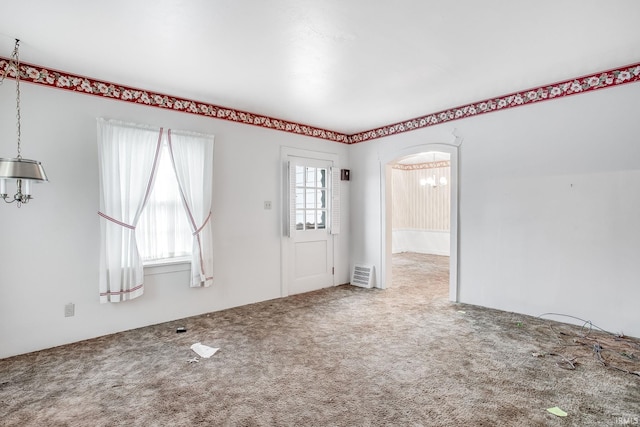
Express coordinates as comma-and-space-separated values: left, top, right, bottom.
0, 40, 22, 159
14, 40, 22, 159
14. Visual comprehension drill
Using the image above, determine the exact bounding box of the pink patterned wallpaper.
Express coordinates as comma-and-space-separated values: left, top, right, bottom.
392, 166, 451, 231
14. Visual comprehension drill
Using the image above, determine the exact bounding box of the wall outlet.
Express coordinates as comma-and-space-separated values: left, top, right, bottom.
264, 201, 272, 210
64, 303, 75, 317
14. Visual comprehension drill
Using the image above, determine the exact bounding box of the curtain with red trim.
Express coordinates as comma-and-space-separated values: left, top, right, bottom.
97, 119, 162, 302
167, 129, 214, 287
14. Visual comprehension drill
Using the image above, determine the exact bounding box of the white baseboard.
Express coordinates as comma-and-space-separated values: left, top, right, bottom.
392, 229, 450, 256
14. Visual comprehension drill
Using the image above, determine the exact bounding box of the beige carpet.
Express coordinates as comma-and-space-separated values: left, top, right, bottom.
1, 253, 638, 426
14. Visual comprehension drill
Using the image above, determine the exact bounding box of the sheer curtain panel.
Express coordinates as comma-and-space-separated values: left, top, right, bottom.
97, 119, 162, 302
168, 129, 215, 287
136, 143, 193, 261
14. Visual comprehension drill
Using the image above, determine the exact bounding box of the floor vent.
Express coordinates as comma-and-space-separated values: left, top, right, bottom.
351, 265, 374, 288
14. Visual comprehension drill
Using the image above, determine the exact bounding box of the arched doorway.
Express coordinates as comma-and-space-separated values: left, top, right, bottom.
380, 142, 460, 301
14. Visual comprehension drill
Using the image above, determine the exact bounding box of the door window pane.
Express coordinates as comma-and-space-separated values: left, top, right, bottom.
305, 189, 316, 208
318, 168, 326, 187
305, 211, 316, 229
294, 163, 330, 232
306, 167, 316, 186
316, 211, 326, 229
318, 189, 327, 209
296, 189, 305, 209
296, 211, 304, 230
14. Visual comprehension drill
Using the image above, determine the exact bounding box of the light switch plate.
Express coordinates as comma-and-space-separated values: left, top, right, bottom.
64, 303, 75, 317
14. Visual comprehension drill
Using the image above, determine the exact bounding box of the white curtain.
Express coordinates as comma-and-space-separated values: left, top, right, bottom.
136, 143, 193, 261
167, 129, 215, 287
97, 119, 162, 302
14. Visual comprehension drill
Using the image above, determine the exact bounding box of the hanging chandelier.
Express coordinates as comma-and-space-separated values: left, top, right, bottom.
420, 175, 448, 188
0, 39, 48, 207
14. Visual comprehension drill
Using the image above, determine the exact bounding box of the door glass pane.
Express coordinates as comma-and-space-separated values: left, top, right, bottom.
295, 189, 304, 209
306, 167, 316, 186
316, 210, 326, 229
296, 211, 304, 230
318, 189, 326, 209
305, 189, 316, 208
318, 168, 327, 188
305, 211, 316, 229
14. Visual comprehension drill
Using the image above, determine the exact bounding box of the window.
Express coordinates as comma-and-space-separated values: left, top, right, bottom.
98, 119, 215, 302
136, 143, 192, 262
295, 165, 328, 230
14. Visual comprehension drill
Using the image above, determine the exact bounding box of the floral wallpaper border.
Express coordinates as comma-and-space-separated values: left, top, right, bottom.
392, 161, 450, 171
0, 58, 350, 144
350, 62, 640, 144
1, 58, 639, 145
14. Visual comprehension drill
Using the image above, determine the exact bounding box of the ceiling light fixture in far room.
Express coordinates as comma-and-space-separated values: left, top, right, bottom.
0, 39, 48, 207
420, 176, 447, 188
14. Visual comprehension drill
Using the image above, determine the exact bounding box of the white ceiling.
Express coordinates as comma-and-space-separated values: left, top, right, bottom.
1, 1, 639, 134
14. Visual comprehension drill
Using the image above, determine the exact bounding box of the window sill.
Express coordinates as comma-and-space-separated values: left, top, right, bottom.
144, 257, 191, 276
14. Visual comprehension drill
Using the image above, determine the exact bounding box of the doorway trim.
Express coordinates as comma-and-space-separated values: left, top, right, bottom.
379, 139, 461, 302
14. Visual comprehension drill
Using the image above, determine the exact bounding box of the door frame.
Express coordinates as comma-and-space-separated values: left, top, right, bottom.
379, 140, 461, 302
280, 146, 338, 297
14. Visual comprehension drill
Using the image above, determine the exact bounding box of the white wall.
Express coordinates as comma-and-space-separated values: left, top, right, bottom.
0, 82, 350, 358
350, 83, 640, 338
2, 73, 638, 358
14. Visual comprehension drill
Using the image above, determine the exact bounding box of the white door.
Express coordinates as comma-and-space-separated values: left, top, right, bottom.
287, 157, 337, 295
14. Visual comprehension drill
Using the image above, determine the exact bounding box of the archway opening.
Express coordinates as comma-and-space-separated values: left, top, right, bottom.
381, 143, 459, 302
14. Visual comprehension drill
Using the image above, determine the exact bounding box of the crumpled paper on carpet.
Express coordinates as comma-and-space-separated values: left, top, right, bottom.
546, 407, 568, 417
190, 342, 219, 358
